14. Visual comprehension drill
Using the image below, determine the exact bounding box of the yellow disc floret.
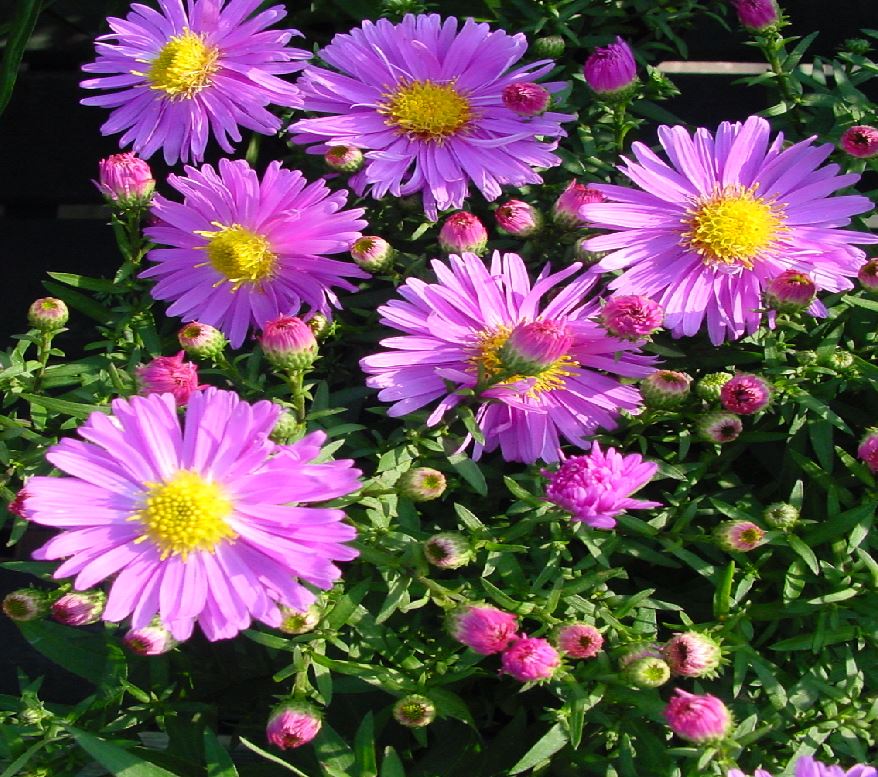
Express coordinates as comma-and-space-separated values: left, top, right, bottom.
683, 186, 784, 269
134, 471, 235, 559
146, 30, 220, 99
199, 224, 277, 290
381, 80, 472, 142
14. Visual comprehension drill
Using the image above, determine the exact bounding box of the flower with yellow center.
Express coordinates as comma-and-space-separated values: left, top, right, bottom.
197, 224, 277, 290
380, 80, 472, 142
683, 185, 784, 270
145, 30, 220, 100
134, 470, 235, 560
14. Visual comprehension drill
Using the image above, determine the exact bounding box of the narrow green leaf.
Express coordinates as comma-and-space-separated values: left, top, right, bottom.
204, 728, 238, 777
447, 452, 487, 495
353, 712, 377, 777
238, 736, 311, 776
0, 0, 42, 116
509, 723, 568, 775
19, 620, 111, 684
713, 561, 735, 618
379, 747, 406, 777
787, 535, 820, 575
66, 727, 181, 777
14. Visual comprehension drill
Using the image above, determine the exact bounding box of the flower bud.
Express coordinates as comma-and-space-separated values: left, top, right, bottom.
858, 431, 878, 473
136, 351, 205, 406
617, 642, 663, 669
500, 636, 561, 682
695, 372, 733, 402
323, 145, 364, 173
731, 0, 780, 32
2, 589, 48, 622
499, 320, 572, 375
51, 591, 105, 627
764, 270, 817, 312
351, 236, 394, 273
495, 200, 542, 238
439, 212, 488, 255
307, 313, 331, 339
664, 689, 732, 743
583, 37, 637, 98
266, 702, 322, 750
663, 632, 723, 678
573, 237, 605, 266
177, 321, 227, 359
7, 487, 30, 519
392, 695, 436, 728
259, 315, 318, 372
841, 125, 878, 159
398, 467, 446, 502
623, 656, 671, 688
269, 409, 300, 444
531, 35, 565, 58
763, 502, 798, 530
552, 181, 606, 229
796, 350, 818, 366
601, 295, 664, 340
714, 520, 766, 552
557, 623, 604, 659
279, 603, 321, 635
423, 532, 472, 569
96, 153, 155, 207
697, 412, 743, 444
449, 604, 518, 655
123, 624, 177, 656
501, 82, 551, 117
820, 350, 855, 371
640, 370, 692, 409
28, 298, 68, 332
858, 259, 878, 292
720, 374, 771, 415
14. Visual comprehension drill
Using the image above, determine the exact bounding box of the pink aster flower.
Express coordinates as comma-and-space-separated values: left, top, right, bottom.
450, 604, 518, 654
858, 431, 878, 473
136, 351, 206, 406
600, 295, 664, 339
720, 373, 771, 415
582, 116, 878, 344
841, 126, 878, 159
557, 623, 604, 659
23, 388, 360, 642
731, 0, 780, 31
360, 251, 655, 464
266, 702, 322, 750
544, 442, 660, 529
81, 0, 310, 164
583, 37, 637, 96
664, 688, 732, 743
794, 756, 877, 777
495, 200, 542, 237
289, 14, 571, 219
501, 636, 561, 681
141, 159, 367, 348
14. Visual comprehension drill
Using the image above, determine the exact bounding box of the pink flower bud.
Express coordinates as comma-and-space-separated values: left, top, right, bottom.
501, 636, 561, 682
495, 200, 542, 237
663, 632, 723, 678
720, 374, 771, 415
423, 532, 472, 569
398, 467, 446, 502
96, 153, 155, 206
764, 270, 817, 312
28, 298, 68, 332
136, 351, 205, 406
697, 411, 743, 443
450, 605, 518, 655
266, 702, 322, 750
501, 82, 551, 117
259, 315, 318, 372
714, 520, 767, 552
7, 487, 30, 519
858, 259, 878, 291
583, 37, 637, 96
664, 689, 732, 743
731, 0, 780, 31
640, 370, 692, 409
3, 589, 48, 622
552, 181, 606, 228
439, 212, 488, 255
51, 591, 105, 626
500, 320, 573, 374
123, 624, 177, 655
841, 125, 878, 159
323, 145, 364, 173
350, 236, 394, 273
557, 623, 604, 659
858, 431, 878, 473
177, 322, 227, 359
392, 695, 436, 728
600, 295, 664, 340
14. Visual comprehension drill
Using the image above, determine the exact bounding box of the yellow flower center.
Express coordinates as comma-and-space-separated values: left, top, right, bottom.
134, 471, 235, 559
471, 326, 577, 397
199, 224, 277, 290
146, 30, 219, 99
380, 80, 472, 142
683, 186, 784, 269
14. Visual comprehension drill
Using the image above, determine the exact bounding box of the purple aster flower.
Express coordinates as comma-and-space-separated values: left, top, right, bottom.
730, 757, 878, 777
23, 388, 360, 642
289, 14, 571, 219
543, 442, 660, 528
141, 159, 367, 348
81, 0, 310, 164
582, 116, 878, 344
359, 251, 655, 464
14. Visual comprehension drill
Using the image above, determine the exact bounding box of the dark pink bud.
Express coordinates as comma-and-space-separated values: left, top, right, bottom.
552, 181, 606, 228
841, 126, 878, 159
858, 259, 878, 291
583, 37, 637, 96
450, 605, 518, 655
600, 295, 664, 339
501, 82, 551, 117
501, 636, 561, 682
96, 153, 155, 205
664, 689, 732, 743
720, 374, 771, 415
495, 200, 542, 237
439, 212, 488, 255
259, 315, 318, 371
764, 270, 816, 312
501, 320, 573, 373
557, 624, 604, 659
731, 0, 780, 31
136, 351, 205, 406
266, 702, 322, 750
858, 431, 878, 473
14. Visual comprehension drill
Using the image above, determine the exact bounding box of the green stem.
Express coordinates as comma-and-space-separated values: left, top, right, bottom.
287, 369, 306, 427
31, 332, 54, 394
761, 33, 805, 128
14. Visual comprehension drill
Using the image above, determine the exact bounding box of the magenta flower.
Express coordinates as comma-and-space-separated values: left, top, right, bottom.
858, 431, 878, 473
544, 442, 660, 529
764, 269, 817, 312
663, 632, 722, 677
552, 181, 606, 228
266, 703, 322, 750
501, 82, 551, 117
664, 689, 732, 743
24, 389, 360, 642
439, 212, 488, 255
600, 295, 664, 339
841, 126, 878, 159
495, 200, 542, 237
450, 605, 518, 654
360, 251, 654, 464
81, 0, 310, 164
582, 116, 878, 344
583, 37, 637, 96
858, 259, 878, 291
96, 153, 154, 206
289, 14, 571, 219
142, 159, 366, 348
731, 0, 780, 31
731, 756, 878, 777
557, 623, 604, 659
720, 374, 771, 415
501, 636, 561, 681
136, 351, 205, 406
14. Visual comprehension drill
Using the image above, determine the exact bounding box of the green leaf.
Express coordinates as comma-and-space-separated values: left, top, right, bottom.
713, 561, 735, 618
447, 452, 488, 496
379, 747, 406, 777
238, 736, 311, 776
42, 281, 114, 323
353, 712, 377, 777
0, 0, 41, 116
786, 534, 820, 575
21, 393, 108, 420
18, 620, 112, 684
66, 727, 181, 777
204, 728, 238, 777
314, 724, 356, 777
509, 723, 568, 775
46, 272, 121, 293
